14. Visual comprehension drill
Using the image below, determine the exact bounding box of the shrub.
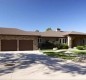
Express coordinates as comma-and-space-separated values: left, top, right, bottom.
76, 46, 84, 50
57, 43, 63, 49
83, 45, 86, 50
56, 43, 68, 49
62, 44, 69, 49
40, 41, 55, 49
53, 41, 59, 47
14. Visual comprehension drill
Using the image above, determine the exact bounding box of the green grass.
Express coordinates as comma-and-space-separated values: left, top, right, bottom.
43, 51, 76, 60
41, 48, 86, 60
43, 52, 57, 57
69, 49, 86, 55
69, 48, 86, 52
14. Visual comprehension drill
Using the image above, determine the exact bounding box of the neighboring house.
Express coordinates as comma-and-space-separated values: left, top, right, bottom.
0, 27, 86, 51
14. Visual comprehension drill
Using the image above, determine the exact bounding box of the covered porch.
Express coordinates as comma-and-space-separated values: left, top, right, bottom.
67, 35, 86, 48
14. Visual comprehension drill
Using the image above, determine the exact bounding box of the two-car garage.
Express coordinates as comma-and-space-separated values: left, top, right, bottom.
1, 40, 33, 51
0, 28, 39, 51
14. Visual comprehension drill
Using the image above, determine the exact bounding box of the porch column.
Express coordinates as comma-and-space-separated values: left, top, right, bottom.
68, 36, 72, 48
17, 40, 19, 51
0, 39, 1, 51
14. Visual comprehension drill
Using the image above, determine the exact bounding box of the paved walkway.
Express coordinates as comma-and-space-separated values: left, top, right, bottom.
0, 51, 86, 80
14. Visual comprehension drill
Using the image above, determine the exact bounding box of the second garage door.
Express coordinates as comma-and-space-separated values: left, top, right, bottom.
19, 40, 33, 51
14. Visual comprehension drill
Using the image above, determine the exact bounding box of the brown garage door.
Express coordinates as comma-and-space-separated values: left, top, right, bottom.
19, 40, 33, 51
1, 40, 17, 51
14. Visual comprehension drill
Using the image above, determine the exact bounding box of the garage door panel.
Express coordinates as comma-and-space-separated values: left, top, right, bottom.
1, 40, 17, 51
19, 40, 33, 51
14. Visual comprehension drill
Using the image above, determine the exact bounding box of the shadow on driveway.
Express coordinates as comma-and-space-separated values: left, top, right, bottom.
0, 53, 86, 76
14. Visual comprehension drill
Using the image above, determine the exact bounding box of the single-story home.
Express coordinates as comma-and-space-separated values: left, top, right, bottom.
0, 27, 86, 51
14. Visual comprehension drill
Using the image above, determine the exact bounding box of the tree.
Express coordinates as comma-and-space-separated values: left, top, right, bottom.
35, 30, 39, 32
57, 28, 61, 31
46, 27, 52, 31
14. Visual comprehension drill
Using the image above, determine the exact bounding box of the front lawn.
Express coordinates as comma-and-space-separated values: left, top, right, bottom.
43, 51, 76, 60
42, 49, 86, 62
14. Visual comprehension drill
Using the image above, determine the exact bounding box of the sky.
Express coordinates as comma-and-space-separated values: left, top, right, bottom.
0, 0, 86, 32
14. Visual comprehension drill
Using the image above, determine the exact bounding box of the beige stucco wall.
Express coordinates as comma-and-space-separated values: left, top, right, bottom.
0, 35, 38, 51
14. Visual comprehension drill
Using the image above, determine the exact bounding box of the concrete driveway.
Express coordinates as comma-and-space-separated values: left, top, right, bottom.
0, 51, 86, 80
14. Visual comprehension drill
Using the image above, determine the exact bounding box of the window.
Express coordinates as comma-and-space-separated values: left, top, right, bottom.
65, 38, 67, 43
59, 38, 67, 44
63, 39, 64, 43
83, 39, 84, 44
59, 39, 61, 43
